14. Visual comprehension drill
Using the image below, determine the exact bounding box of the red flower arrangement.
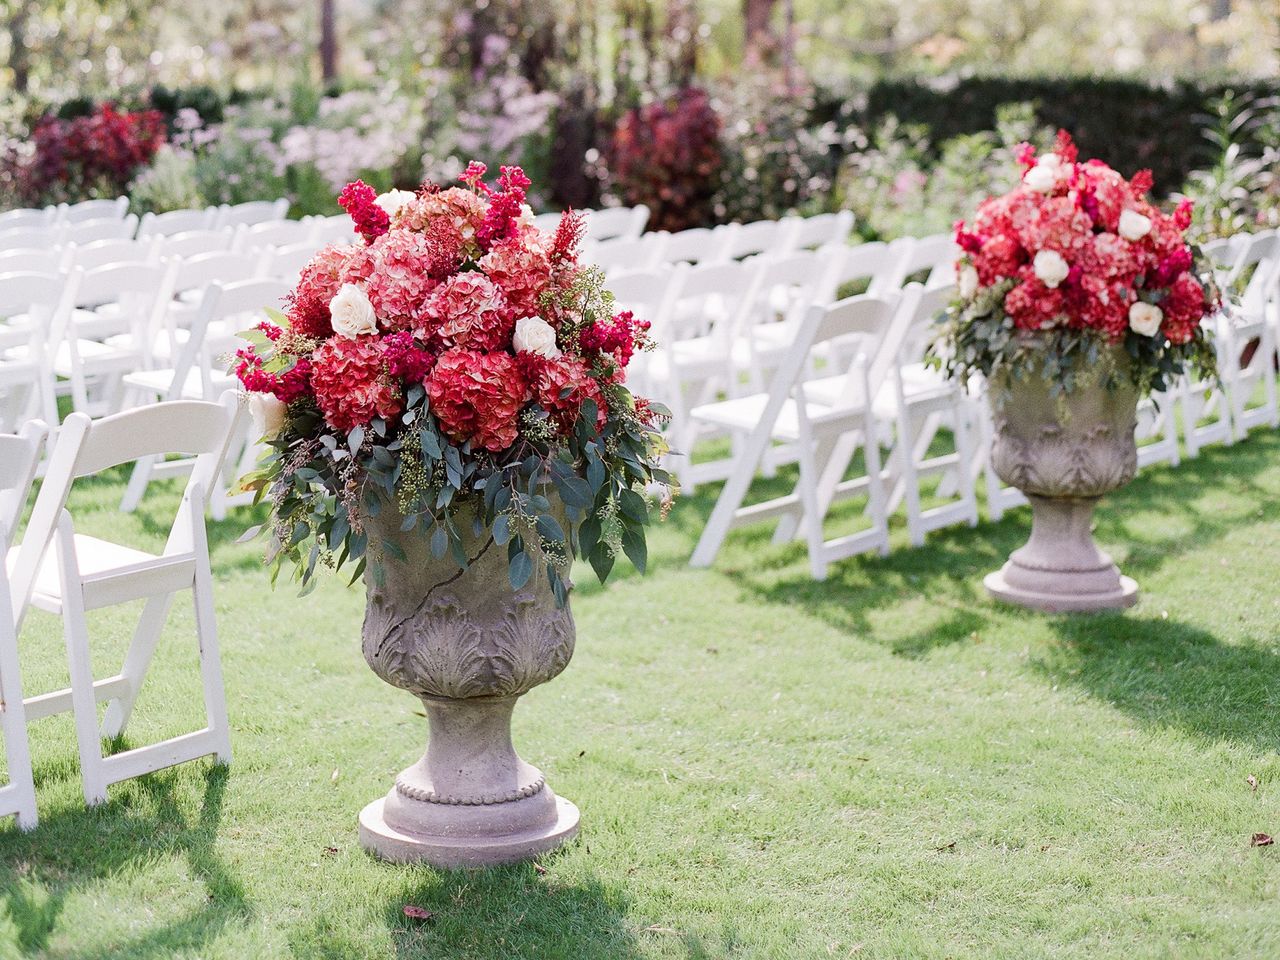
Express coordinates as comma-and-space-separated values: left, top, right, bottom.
937, 132, 1218, 395
233, 162, 672, 597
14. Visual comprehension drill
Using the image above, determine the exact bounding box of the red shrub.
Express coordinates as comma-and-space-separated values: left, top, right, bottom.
4, 104, 166, 205
609, 88, 724, 232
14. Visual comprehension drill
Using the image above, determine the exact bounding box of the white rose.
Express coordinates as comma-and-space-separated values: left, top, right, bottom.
248, 392, 286, 440
374, 188, 416, 220
512, 316, 561, 359
1118, 209, 1152, 242
1128, 301, 1163, 337
1033, 249, 1070, 289
958, 264, 979, 299
329, 283, 378, 339
1023, 164, 1056, 193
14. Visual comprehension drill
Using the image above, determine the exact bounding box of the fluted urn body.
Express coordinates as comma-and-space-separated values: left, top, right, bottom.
357, 502, 579, 867
984, 342, 1140, 612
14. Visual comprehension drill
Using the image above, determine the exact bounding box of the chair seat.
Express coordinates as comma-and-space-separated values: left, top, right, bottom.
47, 339, 142, 377
8, 536, 196, 613
692, 385, 869, 442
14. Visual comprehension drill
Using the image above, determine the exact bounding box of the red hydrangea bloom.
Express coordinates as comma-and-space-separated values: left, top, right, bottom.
338, 180, 390, 244
1161, 273, 1209, 345
479, 236, 552, 318
365, 229, 439, 330
1004, 274, 1065, 331
426, 350, 526, 451
398, 187, 486, 254
286, 244, 363, 339
310, 335, 402, 433
419, 273, 514, 352
383, 331, 434, 383
522, 354, 608, 433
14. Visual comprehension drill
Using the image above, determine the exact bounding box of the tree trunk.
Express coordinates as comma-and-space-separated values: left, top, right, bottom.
9, 0, 34, 92
743, 0, 779, 67
319, 0, 338, 84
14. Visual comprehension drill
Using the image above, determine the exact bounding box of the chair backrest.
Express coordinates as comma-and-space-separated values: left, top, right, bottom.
216, 199, 290, 229
672, 259, 766, 347
0, 421, 48, 542
58, 197, 129, 224
725, 219, 798, 261
138, 208, 218, 239
1231, 231, 1280, 317
659, 225, 736, 266
584, 206, 649, 243
11, 396, 241, 626
533, 211, 564, 234
607, 266, 685, 319
787, 211, 854, 251
66, 215, 139, 245
231, 219, 317, 253
62, 262, 171, 350
806, 293, 907, 409
751, 249, 836, 320
154, 229, 235, 261
0, 209, 53, 232
170, 251, 263, 292
307, 214, 357, 245
898, 282, 954, 365
893, 234, 960, 289
0, 270, 77, 321
169, 278, 292, 399
0, 248, 64, 276
820, 239, 912, 302
66, 237, 159, 271
588, 235, 666, 275
0, 224, 65, 251
260, 242, 318, 284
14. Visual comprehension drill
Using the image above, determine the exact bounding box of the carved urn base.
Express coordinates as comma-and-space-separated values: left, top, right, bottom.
985, 340, 1141, 614
358, 696, 579, 867
359, 502, 579, 868
984, 495, 1138, 612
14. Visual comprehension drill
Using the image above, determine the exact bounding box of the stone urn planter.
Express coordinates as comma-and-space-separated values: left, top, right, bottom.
984, 344, 1140, 613
357, 504, 579, 867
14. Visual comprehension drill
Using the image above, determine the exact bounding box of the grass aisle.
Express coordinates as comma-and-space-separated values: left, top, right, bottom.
0, 430, 1277, 959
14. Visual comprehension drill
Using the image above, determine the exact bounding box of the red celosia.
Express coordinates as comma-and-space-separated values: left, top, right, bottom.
475, 165, 532, 252
383, 331, 434, 383
310, 336, 402, 432
581, 310, 651, 370
338, 180, 390, 244
426, 350, 526, 451
550, 209, 587, 263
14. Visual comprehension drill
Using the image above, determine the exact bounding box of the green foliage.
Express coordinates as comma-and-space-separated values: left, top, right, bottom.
1182, 91, 1280, 244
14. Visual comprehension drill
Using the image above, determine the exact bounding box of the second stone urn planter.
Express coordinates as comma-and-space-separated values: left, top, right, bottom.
357, 503, 579, 867
984, 344, 1140, 613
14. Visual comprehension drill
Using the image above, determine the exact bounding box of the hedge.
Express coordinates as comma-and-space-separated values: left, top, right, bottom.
815, 75, 1278, 195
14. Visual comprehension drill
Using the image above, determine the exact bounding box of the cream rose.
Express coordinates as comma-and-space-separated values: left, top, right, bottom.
513, 316, 561, 359
958, 264, 979, 299
248, 392, 287, 440
1033, 250, 1070, 289
329, 283, 378, 339
374, 189, 417, 220
1118, 209, 1152, 242
1128, 301, 1163, 337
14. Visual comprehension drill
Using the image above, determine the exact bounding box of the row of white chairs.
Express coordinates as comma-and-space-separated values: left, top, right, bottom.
0, 198, 292, 248
1, 397, 241, 829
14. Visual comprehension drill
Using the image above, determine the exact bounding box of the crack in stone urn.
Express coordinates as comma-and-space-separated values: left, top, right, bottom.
984, 345, 1140, 613
357, 504, 579, 867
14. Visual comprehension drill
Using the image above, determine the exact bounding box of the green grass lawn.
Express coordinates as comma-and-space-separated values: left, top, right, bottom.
0, 428, 1278, 959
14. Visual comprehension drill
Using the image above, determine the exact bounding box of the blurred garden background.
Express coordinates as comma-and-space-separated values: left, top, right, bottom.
2, 0, 1279, 242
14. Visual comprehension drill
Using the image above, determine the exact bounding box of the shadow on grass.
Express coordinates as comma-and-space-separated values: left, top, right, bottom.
1037, 614, 1280, 755
0, 763, 248, 958
367, 857, 647, 960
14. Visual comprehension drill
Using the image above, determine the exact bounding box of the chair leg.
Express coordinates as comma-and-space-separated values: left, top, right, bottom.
0, 634, 38, 830
100, 592, 174, 739
55, 555, 109, 806
190, 535, 231, 763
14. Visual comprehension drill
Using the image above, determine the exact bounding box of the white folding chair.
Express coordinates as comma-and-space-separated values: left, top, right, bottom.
0, 224, 66, 252
688, 295, 900, 579
121, 278, 291, 517
1220, 233, 1280, 438
724, 219, 799, 261
585, 205, 649, 243
8, 397, 241, 806
65, 237, 160, 271
214, 199, 290, 230
784, 211, 854, 252
0, 248, 65, 275
587, 234, 668, 277
605, 266, 685, 399
58, 197, 129, 224
656, 225, 737, 266
872, 284, 979, 545
818, 238, 914, 303
1135, 390, 1181, 470
230, 219, 318, 253
153, 229, 236, 261
259, 242, 318, 285
0, 421, 46, 830
886, 234, 960, 290
65, 215, 139, 245
0, 208, 55, 233
137, 208, 218, 239
0, 270, 83, 430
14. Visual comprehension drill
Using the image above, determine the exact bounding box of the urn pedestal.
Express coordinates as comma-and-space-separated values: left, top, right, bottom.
358, 508, 579, 867
984, 351, 1140, 613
